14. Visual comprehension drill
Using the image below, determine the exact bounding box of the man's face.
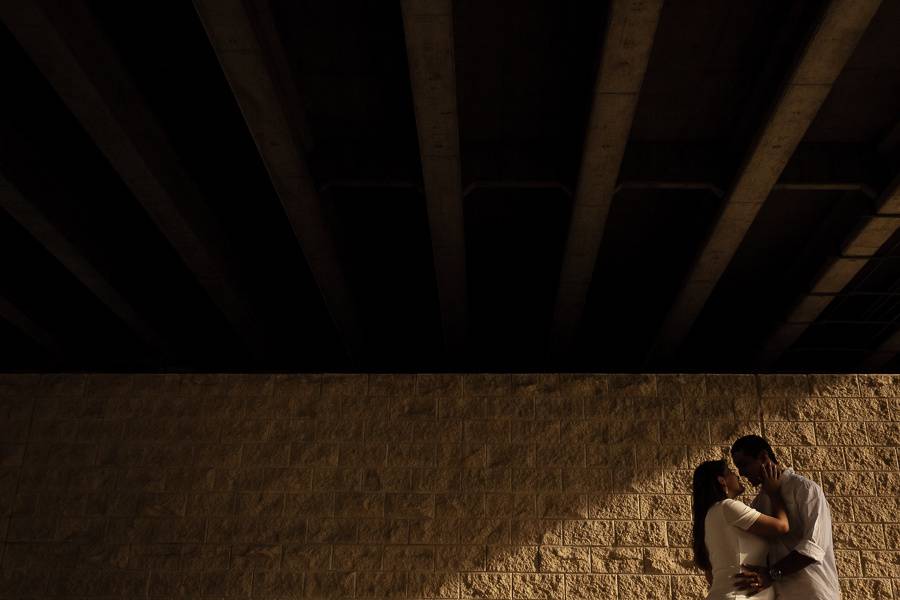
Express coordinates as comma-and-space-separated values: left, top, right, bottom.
731, 449, 771, 487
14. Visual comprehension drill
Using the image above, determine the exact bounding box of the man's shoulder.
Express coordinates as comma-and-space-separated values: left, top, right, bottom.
784, 469, 825, 497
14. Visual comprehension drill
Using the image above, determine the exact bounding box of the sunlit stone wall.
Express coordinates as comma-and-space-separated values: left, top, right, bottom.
0, 373, 897, 599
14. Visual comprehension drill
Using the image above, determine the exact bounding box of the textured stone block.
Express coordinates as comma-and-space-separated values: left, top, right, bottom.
564, 520, 613, 546
511, 373, 559, 396
765, 421, 816, 445
461, 573, 511, 599
535, 395, 583, 419
822, 471, 877, 496
386, 493, 434, 518
307, 518, 357, 544
512, 573, 563, 598
332, 544, 382, 571
840, 577, 894, 600
842, 398, 892, 421
793, 446, 846, 470
817, 422, 869, 446
409, 573, 459, 598
614, 520, 667, 547
369, 374, 416, 396
867, 422, 900, 446
562, 467, 610, 492
383, 545, 435, 571
590, 547, 643, 573
640, 494, 690, 520
334, 492, 383, 518
609, 374, 656, 398
357, 572, 407, 599
512, 468, 561, 492
321, 374, 367, 401
436, 545, 486, 571
618, 575, 671, 600
388, 443, 437, 468
458, 518, 508, 545
129, 543, 230, 571
282, 543, 331, 571
809, 374, 860, 397
283, 492, 333, 517
643, 547, 695, 574
759, 374, 808, 397
252, 570, 307, 598
565, 574, 616, 599
671, 575, 708, 598
845, 447, 897, 471
486, 493, 535, 518
464, 374, 511, 397
417, 374, 463, 398
394, 395, 438, 418
235, 492, 284, 515
560, 420, 607, 446
539, 493, 586, 518
859, 374, 900, 397
706, 374, 756, 398
242, 443, 291, 467
589, 494, 641, 519
508, 519, 561, 545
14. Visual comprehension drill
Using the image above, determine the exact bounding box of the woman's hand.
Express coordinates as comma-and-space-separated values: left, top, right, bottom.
760, 462, 784, 496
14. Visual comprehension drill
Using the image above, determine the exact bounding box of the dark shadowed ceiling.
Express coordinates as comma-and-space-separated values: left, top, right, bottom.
1, 0, 899, 373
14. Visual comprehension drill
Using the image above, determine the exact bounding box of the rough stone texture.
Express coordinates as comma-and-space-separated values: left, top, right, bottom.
0, 373, 897, 598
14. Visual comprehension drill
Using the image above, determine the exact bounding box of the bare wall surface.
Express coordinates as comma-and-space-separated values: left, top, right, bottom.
0, 373, 897, 598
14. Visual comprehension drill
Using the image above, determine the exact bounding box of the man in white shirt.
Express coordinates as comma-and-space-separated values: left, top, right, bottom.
730, 435, 840, 599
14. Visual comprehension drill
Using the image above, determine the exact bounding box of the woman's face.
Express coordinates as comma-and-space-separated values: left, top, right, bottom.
718, 467, 745, 498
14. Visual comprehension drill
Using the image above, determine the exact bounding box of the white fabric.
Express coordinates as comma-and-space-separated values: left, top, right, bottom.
704, 499, 774, 600
751, 468, 841, 600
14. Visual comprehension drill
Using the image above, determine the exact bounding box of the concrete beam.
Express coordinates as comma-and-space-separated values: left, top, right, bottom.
648, 0, 882, 363
0, 173, 164, 352
550, 0, 663, 353
193, 0, 362, 360
0, 293, 61, 357
401, 0, 467, 352
760, 176, 900, 367
0, 0, 267, 358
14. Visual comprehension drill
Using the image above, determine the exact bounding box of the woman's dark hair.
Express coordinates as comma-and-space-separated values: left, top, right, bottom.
731, 434, 777, 463
692, 459, 728, 571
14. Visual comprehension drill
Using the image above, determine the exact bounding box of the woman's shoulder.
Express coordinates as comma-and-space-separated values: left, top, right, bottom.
719, 497, 762, 528
720, 498, 749, 508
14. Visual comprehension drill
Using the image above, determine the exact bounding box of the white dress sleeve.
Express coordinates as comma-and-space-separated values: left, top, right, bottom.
721, 498, 762, 530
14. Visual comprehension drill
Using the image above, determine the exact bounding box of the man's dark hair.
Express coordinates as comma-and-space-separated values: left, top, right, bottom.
730, 435, 778, 463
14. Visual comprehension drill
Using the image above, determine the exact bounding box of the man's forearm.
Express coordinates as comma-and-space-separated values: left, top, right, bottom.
771, 551, 816, 577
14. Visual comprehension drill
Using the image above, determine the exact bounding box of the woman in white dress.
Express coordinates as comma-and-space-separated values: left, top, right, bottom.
692, 459, 789, 599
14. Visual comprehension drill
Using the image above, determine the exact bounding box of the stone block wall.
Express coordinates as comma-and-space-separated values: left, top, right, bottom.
0, 373, 898, 599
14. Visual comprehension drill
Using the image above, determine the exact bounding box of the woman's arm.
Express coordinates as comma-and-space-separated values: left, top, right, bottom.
747, 463, 789, 537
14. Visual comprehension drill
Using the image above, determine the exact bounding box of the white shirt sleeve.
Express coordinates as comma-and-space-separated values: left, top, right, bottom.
790, 480, 829, 563
721, 498, 762, 530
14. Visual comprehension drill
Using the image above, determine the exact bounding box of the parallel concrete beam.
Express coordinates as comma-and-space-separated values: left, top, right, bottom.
0, 173, 164, 352
0, 293, 61, 357
769, 175, 900, 370
401, 0, 467, 352
649, 0, 882, 363
194, 0, 362, 360
0, 0, 267, 358
550, 0, 663, 353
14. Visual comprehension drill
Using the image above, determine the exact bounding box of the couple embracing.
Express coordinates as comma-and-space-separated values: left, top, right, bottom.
692, 435, 839, 599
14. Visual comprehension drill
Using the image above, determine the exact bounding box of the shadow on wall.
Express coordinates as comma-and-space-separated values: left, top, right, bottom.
0, 372, 897, 599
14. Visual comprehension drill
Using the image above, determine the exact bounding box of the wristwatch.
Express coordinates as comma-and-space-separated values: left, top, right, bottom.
768, 567, 783, 582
